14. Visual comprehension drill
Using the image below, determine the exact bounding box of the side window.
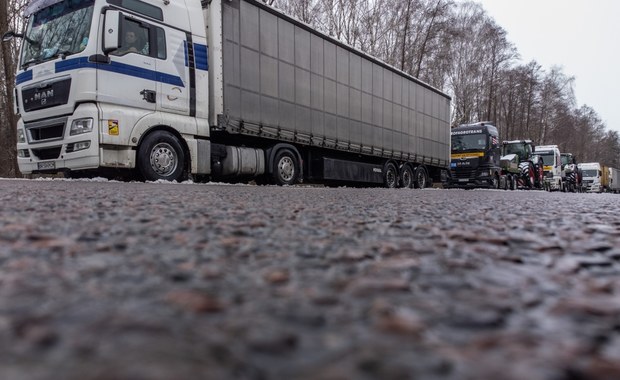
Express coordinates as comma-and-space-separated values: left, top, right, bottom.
155, 27, 166, 59
112, 18, 149, 56
111, 17, 166, 59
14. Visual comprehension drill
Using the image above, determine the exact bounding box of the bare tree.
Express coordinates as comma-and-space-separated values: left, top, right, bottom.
0, 0, 26, 177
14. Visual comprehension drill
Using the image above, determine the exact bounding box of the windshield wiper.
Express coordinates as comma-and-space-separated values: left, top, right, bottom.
22, 57, 44, 69
50, 49, 74, 60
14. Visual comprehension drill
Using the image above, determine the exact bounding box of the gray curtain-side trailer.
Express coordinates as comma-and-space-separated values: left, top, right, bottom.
206, 0, 451, 187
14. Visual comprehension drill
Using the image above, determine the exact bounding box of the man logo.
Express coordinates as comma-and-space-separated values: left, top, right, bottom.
34, 90, 54, 105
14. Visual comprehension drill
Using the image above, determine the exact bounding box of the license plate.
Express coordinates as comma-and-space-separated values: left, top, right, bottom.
37, 161, 56, 170
458, 179, 468, 182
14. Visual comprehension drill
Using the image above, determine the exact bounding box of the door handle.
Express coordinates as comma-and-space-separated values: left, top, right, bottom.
140, 90, 156, 103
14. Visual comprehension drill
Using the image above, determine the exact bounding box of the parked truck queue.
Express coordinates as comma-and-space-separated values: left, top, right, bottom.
4, 0, 618, 193
446, 122, 618, 193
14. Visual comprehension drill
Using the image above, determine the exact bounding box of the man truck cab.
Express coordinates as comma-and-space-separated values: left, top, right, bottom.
578, 162, 608, 193
447, 122, 501, 189
534, 145, 562, 191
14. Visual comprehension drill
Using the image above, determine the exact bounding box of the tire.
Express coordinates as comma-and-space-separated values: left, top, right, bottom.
527, 164, 535, 189
137, 130, 186, 182
272, 149, 299, 186
401, 165, 414, 189
510, 174, 517, 190
491, 174, 500, 189
413, 166, 428, 189
384, 162, 398, 188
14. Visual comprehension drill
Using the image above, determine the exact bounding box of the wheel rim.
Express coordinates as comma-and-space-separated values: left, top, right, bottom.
278, 156, 295, 182
386, 166, 397, 188
150, 142, 178, 177
402, 169, 412, 188
416, 170, 426, 188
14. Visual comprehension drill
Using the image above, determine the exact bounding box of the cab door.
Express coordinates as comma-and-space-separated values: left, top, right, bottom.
155, 26, 190, 115
97, 14, 158, 114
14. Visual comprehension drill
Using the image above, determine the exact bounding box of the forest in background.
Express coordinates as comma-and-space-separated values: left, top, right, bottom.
0, 0, 618, 178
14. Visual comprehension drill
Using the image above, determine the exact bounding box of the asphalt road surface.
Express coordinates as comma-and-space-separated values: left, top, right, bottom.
1, 178, 620, 380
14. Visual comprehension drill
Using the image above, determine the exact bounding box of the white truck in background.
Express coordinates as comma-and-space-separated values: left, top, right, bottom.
4, 0, 451, 188
579, 162, 609, 193
607, 166, 620, 193
534, 145, 562, 191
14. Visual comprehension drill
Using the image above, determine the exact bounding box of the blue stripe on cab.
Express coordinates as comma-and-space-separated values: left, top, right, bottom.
16, 70, 33, 85
194, 44, 208, 71
16, 57, 185, 87
54, 57, 184, 87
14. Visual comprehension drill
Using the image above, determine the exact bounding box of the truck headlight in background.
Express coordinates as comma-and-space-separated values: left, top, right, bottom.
478, 169, 492, 177
70, 118, 94, 136
17, 128, 26, 143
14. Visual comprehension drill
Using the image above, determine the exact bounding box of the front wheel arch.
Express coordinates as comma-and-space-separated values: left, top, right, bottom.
136, 128, 189, 182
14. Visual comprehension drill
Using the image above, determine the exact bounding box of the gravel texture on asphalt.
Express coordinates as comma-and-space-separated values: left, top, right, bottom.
1, 179, 620, 380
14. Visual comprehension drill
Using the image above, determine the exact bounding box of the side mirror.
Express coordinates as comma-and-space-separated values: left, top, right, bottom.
103, 10, 121, 53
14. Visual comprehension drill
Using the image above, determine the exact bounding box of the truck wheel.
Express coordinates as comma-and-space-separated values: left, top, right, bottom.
401, 165, 414, 189
527, 164, 535, 189
384, 162, 398, 188
510, 174, 517, 190
272, 149, 299, 186
414, 166, 428, 189
137, 130, 186, 182
491, 174, 499, 189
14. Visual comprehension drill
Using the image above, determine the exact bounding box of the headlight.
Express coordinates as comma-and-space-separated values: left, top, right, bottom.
17, 128, 26, 143
70, 118, 94, 136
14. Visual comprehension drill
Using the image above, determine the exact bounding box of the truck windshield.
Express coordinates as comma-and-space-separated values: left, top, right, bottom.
503, 143, 528, 160
538, 153, 555, 166
451, 134, 487, 152
561, 155, 572, 166
21, 0, 95, 69
581, 169, 598, 178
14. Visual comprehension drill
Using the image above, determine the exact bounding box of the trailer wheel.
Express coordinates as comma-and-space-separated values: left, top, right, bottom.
272, 149, 299, 186
414, 166, 428, 189
384, 162, 398, 188
137, 130, 186, 182
401, 165, 414, 189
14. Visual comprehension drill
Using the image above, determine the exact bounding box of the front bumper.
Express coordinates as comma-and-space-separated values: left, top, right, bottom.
17, 104, 100, 175
445, 176, 495, 189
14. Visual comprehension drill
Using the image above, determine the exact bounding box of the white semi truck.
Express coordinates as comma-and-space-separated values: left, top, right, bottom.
534, 145, 562, 191
5, 0, 451, 187
579, 162, 607, 193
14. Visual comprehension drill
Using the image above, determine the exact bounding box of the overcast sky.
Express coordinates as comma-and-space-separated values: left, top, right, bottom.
474, 0, 620, 134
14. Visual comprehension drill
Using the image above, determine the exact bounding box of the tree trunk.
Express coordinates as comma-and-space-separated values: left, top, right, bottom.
0, 0, 19, 177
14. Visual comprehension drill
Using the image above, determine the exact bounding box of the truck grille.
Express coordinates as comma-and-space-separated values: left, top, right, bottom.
31, 146, 62, 160
451, 169, 475, 179
22, 77, 71, 112
25, 117, 68, 143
